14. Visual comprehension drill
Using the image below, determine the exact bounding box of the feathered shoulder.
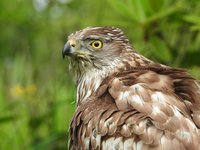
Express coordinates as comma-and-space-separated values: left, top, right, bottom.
69, 64, 200, 149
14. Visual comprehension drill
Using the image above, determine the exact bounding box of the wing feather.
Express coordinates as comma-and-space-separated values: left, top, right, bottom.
69, 66, 200, 149
107, 67, 200, 149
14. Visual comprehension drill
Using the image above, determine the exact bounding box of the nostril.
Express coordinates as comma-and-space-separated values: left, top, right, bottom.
71, 44, 76, 47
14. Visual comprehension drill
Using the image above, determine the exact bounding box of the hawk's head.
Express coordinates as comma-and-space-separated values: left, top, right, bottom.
62, 27, 134, 73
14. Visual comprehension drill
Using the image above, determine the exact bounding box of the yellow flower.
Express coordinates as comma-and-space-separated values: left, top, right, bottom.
26, 84, 37, 95
10, 85, 25, 98
10, 84, 37, 98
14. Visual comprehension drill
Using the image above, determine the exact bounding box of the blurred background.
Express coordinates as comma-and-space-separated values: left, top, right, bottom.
0, 0, 200, 149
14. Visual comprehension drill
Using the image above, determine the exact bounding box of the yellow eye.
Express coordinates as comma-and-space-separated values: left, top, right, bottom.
91, 40, 103, 49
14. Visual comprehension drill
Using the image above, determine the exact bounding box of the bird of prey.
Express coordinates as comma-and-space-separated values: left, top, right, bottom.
62, 27, 200, 150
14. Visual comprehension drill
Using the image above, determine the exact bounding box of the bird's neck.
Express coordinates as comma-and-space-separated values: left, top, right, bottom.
75, 52, 151, 106
75, 58, 122, 106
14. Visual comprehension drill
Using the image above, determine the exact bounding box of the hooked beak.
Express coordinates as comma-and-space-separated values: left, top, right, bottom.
62, 42, 71, 58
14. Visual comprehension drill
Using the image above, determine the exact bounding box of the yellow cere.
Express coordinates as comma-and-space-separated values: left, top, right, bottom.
91, 40, 102, 49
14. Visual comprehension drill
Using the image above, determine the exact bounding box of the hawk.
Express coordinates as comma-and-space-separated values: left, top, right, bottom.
62, 27, 200, 150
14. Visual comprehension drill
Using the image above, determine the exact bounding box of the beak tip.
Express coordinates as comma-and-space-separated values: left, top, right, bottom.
62, 49, 66, 59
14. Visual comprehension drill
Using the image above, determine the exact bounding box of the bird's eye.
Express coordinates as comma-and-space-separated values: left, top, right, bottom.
91, 40, 103, 49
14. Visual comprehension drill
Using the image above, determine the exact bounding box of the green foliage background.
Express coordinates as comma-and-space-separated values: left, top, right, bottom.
0, 0, 200, 149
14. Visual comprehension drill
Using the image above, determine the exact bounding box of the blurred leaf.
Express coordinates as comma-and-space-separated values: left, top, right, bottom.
139, 0, 154, 15
183, 15, 200, 24
150, 36, 172, 62
191, 25, 200, 31
108, 0, 138, 22
0, 115, 16, 124
183, 14, 200, 31
150, 0, 169, 11
128, 0, 147, 22
183, 15, 200, 31
147, 1, 183, 24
